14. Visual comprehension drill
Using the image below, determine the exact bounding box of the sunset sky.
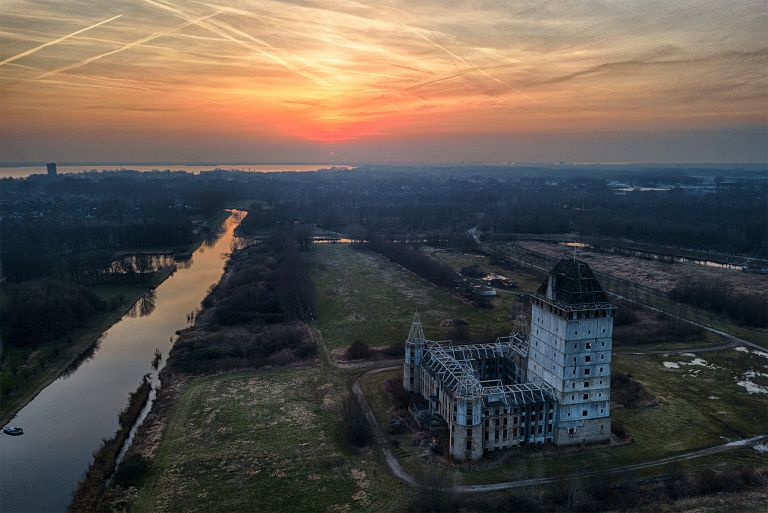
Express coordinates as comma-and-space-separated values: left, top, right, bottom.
1, 0, 766, 163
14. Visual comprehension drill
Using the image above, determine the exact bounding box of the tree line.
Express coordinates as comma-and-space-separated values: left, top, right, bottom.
669, 278, 768, 328
171, 233, 318, 373
361, 233, 459, 288
0, 280, 112, 345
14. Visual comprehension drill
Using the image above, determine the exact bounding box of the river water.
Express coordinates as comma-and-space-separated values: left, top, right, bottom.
0, 210, 246, 513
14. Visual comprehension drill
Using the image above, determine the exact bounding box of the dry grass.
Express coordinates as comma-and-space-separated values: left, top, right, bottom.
519, 241, 768, 298
130, 368, 406, 513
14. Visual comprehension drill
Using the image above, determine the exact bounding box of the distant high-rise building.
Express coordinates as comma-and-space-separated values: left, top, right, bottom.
46, 162, 57, 176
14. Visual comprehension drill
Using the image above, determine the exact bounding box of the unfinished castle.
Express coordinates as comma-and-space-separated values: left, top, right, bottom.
403, 258, 614, 461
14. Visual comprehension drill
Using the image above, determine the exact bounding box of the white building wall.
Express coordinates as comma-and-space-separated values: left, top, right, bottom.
527, 302, 612, 445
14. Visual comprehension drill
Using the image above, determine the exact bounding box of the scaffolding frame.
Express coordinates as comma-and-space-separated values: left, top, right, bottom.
421, 338, 554, 405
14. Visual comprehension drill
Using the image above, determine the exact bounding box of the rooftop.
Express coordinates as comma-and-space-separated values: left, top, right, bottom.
535, 258, 611, 308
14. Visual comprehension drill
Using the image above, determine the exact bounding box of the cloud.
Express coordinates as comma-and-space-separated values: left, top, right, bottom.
0, 0, 765, 162
0, 14, 123, 67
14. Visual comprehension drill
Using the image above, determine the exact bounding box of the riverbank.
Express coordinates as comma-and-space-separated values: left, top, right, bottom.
69, 377, 152, 513
0, 211, 234, 427
0, 267, 173, 427
0, 210, 246, 513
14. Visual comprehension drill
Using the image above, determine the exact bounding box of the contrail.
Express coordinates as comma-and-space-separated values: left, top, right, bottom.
34, 12, 218, 80
0, 14, 123, 67
141, 0, 327, 85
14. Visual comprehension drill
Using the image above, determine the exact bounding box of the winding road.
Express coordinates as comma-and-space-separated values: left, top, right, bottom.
354, 366, 768, 493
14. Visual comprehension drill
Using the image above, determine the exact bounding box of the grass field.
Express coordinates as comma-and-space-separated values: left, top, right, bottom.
131, 368, 407, 513
311, 244, 528, 352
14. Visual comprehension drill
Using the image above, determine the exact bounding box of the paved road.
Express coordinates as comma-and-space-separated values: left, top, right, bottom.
354, 366, 768, 493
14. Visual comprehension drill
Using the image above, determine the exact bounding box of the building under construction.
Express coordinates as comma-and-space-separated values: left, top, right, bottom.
403, 258, 614, 461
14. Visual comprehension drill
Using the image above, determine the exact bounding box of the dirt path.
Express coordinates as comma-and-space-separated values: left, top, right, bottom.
354, 365, 768, 493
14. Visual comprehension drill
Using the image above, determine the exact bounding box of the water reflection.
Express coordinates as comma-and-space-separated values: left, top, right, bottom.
127, 289, 157, 318
558, 241, 745, 271
108, 254, 176, 274
0, 210, 246, 513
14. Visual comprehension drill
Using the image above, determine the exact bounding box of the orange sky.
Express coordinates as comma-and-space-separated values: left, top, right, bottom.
1, 0, 766, 162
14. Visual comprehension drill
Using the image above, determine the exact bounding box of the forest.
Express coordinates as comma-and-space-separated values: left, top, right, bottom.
170, 234, 317, 373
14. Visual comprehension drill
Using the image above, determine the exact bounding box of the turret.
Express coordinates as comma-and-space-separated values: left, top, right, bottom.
403, 313, 426, 392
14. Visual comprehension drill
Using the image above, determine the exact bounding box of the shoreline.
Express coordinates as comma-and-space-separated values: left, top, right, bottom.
0, 211, 234, 427
69, 377, 153, 513
0, 266, 175, 427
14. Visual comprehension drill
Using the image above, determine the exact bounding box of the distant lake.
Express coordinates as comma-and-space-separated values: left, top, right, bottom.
0, 163, 351, 178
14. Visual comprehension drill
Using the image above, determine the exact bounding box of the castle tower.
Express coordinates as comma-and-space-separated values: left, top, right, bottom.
449, 371, 484, 461
403, 313, 426, 392
526, 259, 613, 445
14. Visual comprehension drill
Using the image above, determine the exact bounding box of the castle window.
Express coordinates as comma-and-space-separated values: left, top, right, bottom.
568, 428, 575, 434
584, 381, 589, 387
582, 410, 588, 416
586, 342, 592, 349
583, 393, 589, 400
585, 356, 591, 362
584, 369, 590, 375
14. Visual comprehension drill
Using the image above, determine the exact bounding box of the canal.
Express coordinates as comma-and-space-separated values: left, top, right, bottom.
0, 210, 246, 513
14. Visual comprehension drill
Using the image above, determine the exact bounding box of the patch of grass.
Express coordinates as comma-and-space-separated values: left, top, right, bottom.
131, 368, 406, 513
311, 245, 523, 352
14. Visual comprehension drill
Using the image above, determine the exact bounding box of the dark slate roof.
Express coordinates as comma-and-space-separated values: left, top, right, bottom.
536, 258, 608, 305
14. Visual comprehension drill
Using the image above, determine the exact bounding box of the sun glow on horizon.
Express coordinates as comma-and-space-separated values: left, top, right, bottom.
0, 0, 766, 162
